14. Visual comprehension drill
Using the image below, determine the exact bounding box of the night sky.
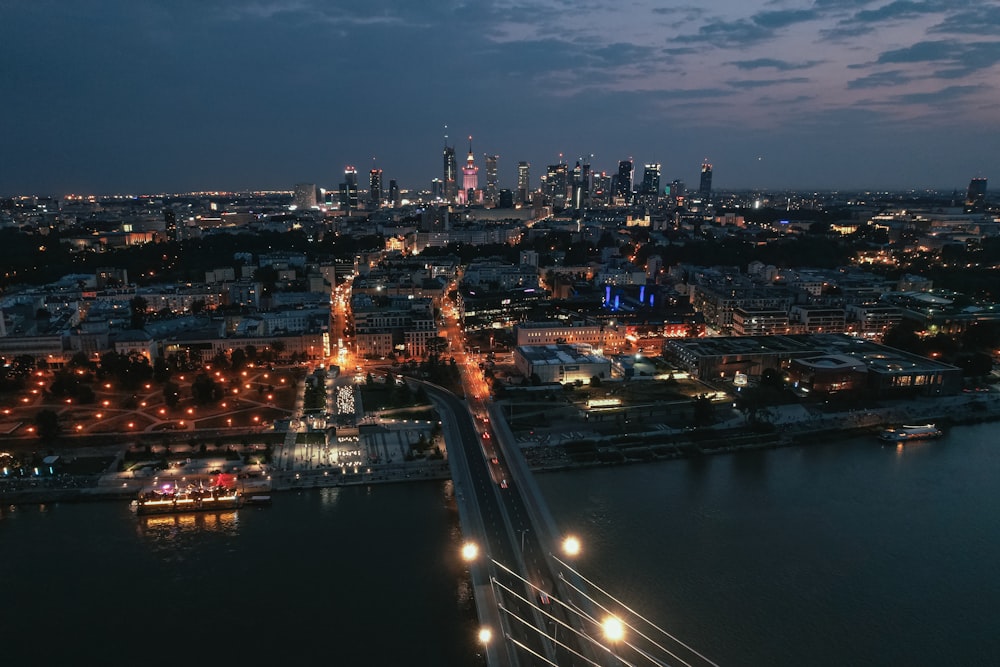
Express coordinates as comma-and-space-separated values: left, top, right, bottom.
3, 1, 998, 195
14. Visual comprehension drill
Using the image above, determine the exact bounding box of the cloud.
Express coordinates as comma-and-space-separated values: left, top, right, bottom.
852, 0, 955, 23
929, 6, 1000, 35
674, 18, 775, 45
727, 58, 822, 71
752, 8, 819, 28
892, 84, 984, 104
873, 39, 1000, 77
727, 77, 810, 89
847, 69, 913, 88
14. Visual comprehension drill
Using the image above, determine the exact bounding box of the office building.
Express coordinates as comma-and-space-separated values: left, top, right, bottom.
517, 161, 531, 204
699, 161, 713, 197
443, 143, 458, 201
616, 160, 633, 203
484, 154, 499, 206
641, 164, 661, 205
369, 169, 382, 208
339, 167, 359, 211
388, 179, 400, 207
967, 177, 987, 208
293, 183, 317, 210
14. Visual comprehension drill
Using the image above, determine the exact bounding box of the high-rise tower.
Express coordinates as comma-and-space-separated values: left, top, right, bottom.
459, 136, 480, 205
369, 169, 382, 208
339, 166, 359, 211
616, 160, 633, 203
699, 161, 713, 198
443, 142, 458, 201
517, 161, 531, 204
967, 177, 987, 208
388, 179, 400, 207
293, 183, 317, 210
484, 154, 499, 206
641, 164, 661, 204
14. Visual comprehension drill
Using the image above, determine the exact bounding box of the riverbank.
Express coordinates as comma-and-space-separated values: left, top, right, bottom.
5, 392, 997, 506
522, 392, 1000, 471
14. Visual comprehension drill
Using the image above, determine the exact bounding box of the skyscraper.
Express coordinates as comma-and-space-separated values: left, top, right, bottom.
458, 137, 480, 205
593, 172, 611, 204
545, 162, 569, 208
388, 179, 400, 207
339, 166, 359, 211
443, 143, 458, 201
484, 154, 499, 206
368, 169, 382, 208
517, 161, 531, 204
616, 160, 633, 203
293, 182, 317, 210
699, 161, 713, 197
641, 164, 661, 204
967, 177, 987, 208
164, 207, 177, 241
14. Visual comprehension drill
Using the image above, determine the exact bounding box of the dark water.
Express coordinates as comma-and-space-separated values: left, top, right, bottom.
1, 481, 480, 666
5, 423, 1000, 666
540, 422, 1000, 666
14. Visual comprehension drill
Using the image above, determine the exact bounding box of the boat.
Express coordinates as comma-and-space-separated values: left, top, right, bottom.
879, 423, 943, 443
133, 480, 243, 515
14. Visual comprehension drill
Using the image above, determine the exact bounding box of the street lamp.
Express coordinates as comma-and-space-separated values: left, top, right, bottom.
562, 535, 581, 557
461, 541, 479, 562
602, 616, 625, 643
478, 627, 492, 645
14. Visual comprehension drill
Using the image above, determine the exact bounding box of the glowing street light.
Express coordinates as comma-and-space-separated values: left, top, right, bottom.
602, 615, 625, 643
478, 627, 492, 645
562, 536, 581, 557
461, 542, 479, 562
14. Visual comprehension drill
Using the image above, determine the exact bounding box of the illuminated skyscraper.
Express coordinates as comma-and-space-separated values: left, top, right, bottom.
517, 161, 530, 204
593, 172, 611, 204
967, 177, 987, 208
443, 143, 458, 201
545, 162, 569, 208
339, 166, 359, 211
484, 154, 499, 206
699, 161, 713, 197
641, 164, 661, 204
164, 207, 177, 241
294, 183, 317, 209
458, 137, 480, 205
369, 169, 382, 208
616, 160, 633, 203
388, 179, 400, 207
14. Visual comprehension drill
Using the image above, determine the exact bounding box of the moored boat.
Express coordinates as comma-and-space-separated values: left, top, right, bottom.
133, 478, 243, 515
879, 423, 943, 443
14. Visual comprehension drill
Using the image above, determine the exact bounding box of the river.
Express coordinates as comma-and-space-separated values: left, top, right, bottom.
4, 423, 999, 665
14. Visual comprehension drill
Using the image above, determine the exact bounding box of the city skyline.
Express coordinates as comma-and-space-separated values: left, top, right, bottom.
2, 1, 999, 195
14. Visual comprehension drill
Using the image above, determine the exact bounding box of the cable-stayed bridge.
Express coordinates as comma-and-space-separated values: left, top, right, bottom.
428, 382, 719, 667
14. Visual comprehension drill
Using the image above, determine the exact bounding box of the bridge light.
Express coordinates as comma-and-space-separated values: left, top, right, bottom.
562, 535, 581, 557
478, 627, 492, 645
461, 542, 479, 562
602, 615, 625, 642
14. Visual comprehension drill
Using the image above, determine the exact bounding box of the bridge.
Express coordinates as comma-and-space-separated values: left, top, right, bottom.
428, 382, 720, 667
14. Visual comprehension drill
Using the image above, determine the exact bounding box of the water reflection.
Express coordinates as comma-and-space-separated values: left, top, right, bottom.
318, 486, 341, 506
136, 510, 240, 542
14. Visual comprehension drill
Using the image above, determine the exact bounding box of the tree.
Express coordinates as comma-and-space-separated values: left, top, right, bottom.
692, 394, 714, 427
34, 409, 60, 440
426, 336, 449, 356
163, 380, 181, 408
191, 373, 222, 405
129, 296, 148, 330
